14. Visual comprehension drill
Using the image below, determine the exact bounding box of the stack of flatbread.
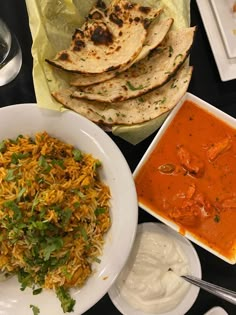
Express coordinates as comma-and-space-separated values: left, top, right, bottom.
47, 0, 195, 139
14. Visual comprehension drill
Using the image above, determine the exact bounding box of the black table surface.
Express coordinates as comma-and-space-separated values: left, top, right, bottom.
0, 1, 236, 315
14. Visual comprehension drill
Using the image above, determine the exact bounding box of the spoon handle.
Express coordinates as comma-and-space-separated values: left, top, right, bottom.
181, 275, 236, 305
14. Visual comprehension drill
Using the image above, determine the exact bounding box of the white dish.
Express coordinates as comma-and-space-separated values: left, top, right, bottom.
133, 92, 236, 264
108, 222, 201, 315
0, 104, 138, 315
210, 0, 236, 59
196, 0, 236, 81
204, 306, 229, 315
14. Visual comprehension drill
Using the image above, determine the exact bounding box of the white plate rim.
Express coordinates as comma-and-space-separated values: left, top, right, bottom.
0, 103, 138, 315
196, 0, 236, 81
210, 0, 236, 59
108, 222, 201, 315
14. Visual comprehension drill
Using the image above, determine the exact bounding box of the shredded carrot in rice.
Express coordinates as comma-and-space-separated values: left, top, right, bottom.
0, 131, 111, 312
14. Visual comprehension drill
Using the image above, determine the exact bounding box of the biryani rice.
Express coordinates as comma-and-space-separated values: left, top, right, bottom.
0, 131, 111, 292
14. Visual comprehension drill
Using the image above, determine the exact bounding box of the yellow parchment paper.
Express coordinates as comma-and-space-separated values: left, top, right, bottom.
25, 0, 190, 144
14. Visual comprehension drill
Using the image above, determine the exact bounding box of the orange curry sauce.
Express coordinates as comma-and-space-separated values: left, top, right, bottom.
135, 100, 236, 261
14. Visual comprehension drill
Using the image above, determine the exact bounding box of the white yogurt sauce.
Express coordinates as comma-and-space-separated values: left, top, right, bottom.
116, 226, 190, 313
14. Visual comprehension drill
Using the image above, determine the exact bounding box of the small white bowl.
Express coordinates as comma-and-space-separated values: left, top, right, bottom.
204, 306, 229, 315
108, 222, 201, 315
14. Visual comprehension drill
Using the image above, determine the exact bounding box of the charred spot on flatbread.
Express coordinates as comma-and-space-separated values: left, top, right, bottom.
71, 29, 85, 52
96, 0, 107, 11
58, 52, 70, 61
88, 10, 105, 20
139, 6, 152, 14
109, 13, 124, 27
91, 25, 113, 45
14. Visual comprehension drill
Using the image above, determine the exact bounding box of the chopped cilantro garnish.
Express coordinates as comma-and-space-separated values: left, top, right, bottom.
170, 80, 177, 88
126, 81, 144, 91
93, 160, 101, 171
0, 140, 6, 153
18, 269, 34, 291
4, 200, 22, 221
41, 236, 64, 261
31, 192, 40, 212
17, 187, 27, 202
30, 304, 40, 315
11, 152, 30, 164
11, 153, 19, 164
79, 226, 88, 242
56, 286, 76, 313
93, 257, 101, 263
51, 159, 65, 169
5, 169, 16, 181
62, 266, 73, 280
72, 149, 82, 161
33, 288, 43, 295
73, 202, 80, 208
60, 208, 72, 226
38, 155, 52, 173
71, 189, 85, 199
94, 207, 106, 216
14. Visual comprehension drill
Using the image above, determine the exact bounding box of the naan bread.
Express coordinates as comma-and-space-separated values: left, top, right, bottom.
132, 16, 174, 63
72, 26, 196, 102
52, 66, 192, 125
70, 17, 174, 87
46, 0, 161, 74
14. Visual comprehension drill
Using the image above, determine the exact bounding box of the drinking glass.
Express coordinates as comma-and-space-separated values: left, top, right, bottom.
0, 19, 22, 86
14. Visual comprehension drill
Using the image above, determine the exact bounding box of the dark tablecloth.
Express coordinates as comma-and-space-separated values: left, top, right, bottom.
0, 1, 235, 314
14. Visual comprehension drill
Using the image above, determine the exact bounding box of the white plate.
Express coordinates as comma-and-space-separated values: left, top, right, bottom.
0, 104, 138, 315
108, 222, 201, 315
196, 0, 236, 81
210, 0, 236, 59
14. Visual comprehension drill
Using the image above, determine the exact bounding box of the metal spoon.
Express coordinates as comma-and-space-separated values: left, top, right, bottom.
181, 275, 236, 305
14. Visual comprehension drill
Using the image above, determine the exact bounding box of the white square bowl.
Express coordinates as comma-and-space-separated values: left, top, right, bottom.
133, 92, 236, 264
